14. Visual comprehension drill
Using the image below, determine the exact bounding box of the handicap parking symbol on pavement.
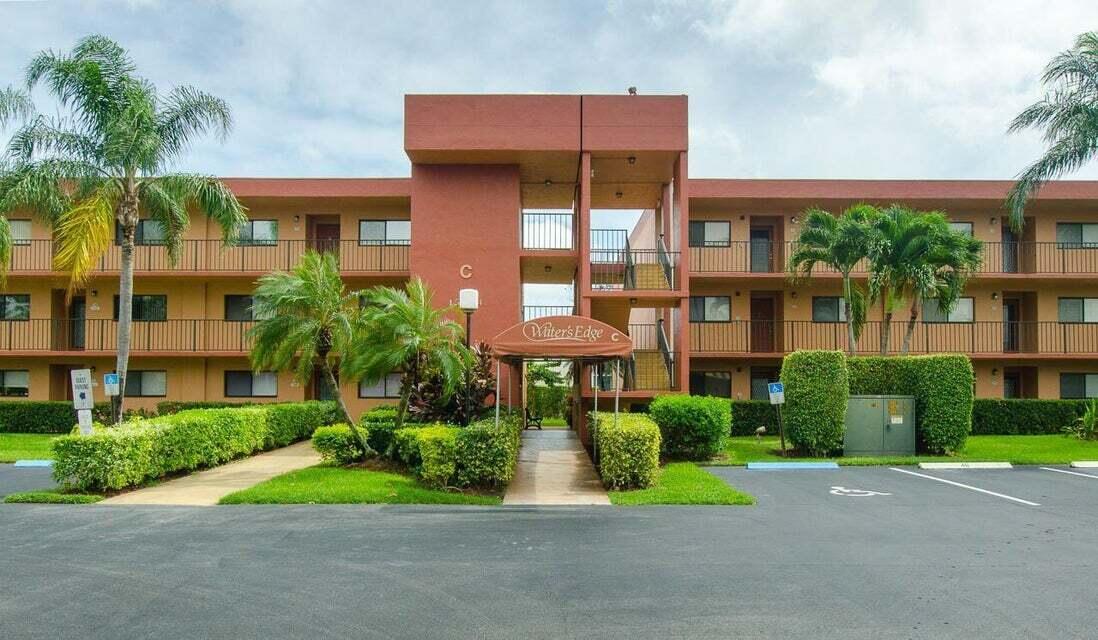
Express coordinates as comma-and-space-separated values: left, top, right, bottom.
829, 486, 892, 497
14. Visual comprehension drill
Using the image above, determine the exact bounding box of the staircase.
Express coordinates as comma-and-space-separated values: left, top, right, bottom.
632, 351, 671, 390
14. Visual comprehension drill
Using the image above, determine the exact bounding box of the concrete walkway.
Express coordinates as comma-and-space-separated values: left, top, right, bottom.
503, 430, 610, 506
100, 441, 320, 506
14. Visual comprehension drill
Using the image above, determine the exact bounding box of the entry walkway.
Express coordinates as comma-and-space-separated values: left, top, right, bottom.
100, 441, 320, 506
503, 430, 610, 506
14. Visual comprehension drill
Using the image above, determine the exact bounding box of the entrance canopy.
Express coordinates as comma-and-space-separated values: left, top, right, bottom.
490, 315, 632, 361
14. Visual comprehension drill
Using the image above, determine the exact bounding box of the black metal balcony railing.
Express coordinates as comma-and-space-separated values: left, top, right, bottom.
689, 320, 1098, 355
690, 241, 1098, 275
522, 305, 576, 321
0, 319, 257, 353
522, 212, 574, 250
591, 248, 681, 290
592, 351, 680, 392
4, 239, 410, 273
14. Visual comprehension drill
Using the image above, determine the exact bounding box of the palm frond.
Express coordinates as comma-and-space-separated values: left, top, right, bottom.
0, 87, 34, 128
152, 174, 246, 242
157, 86, 232, 161
0, 216, 11, 289
52, 183, 118, 298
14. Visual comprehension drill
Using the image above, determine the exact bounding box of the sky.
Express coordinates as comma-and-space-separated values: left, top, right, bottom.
1, 0, 1097, 182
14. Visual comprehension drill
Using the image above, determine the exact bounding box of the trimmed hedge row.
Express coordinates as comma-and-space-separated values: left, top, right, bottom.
156, 400, 253, 415
972, 399, 1089, 435
847, 355, 974, 454
780, 351, 849, 456
52, 401, 340, 491
649, 394, 728, 460
730, 400, 779, 436
387, 415, 522, 488
0, 401, 83, 434
312, 424, 370, 465
592, 412, 661, 489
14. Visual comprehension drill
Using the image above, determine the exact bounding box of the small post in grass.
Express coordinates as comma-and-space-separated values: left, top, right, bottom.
768, 381, 786, 455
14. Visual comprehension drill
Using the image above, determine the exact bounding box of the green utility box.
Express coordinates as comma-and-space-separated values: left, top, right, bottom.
844, 395, 916, 456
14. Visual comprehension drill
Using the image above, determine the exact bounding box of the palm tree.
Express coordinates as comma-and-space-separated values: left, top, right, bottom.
1006, 31, 1098, 229
0, 88, 36, 287
898, 224, 983, 354
0, 36, 246, 423
788, 205, 879, 355
867, 205, 937, 354
347, 277, 470, 430
248, 251, 365, 449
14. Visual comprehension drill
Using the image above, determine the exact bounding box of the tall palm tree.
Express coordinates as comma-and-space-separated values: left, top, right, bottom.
788, 205, 879, 355
899, 224, 983, 354
1006, 31, 1098, 229
248, 251, 365, 448
0, 88, 37, 287
867, 205, 938, 354
0, 36, 246, 423
347, 277, 470, 430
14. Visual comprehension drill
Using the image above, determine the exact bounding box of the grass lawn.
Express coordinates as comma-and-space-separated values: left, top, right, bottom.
609, 462, 755, 506
541, 417, 568, 427
4, 490, 102, 504
712, 435, 1098, 466
219, 464, 502, 505
0, 434, 57, 463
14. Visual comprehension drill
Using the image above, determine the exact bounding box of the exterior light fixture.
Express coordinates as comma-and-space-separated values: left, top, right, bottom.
627, 156, 636, 165
990, 217, 998, 225
992, 292, 999, 300
458, 288, 480, 426
293, 215, 301, 223
544, 179, 552, 187
629, 298, 638, 305
790, 291, 798, 299
992, 368, 999, 376
615, 190, 623, 199
791, 216, 799, 224
544, 265, 552, 273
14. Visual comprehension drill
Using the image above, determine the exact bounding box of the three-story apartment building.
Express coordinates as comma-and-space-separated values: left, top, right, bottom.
2, 93, 1097, 430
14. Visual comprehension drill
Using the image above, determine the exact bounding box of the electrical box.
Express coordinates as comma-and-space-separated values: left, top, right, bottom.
844, 395, 916, 456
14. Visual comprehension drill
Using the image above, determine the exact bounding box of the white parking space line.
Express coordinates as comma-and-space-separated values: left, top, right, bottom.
1041, 467, 1098, 480
889, 468, 1041, 506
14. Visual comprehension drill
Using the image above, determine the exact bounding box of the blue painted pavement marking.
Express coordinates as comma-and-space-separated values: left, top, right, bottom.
747, 461, 839, 470
13, 460, 54, 468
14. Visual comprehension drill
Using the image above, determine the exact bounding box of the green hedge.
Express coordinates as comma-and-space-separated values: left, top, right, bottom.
649, 394, 729, 460
592, 412, 661, 489
390, 416, 522, 488
0, 402, 80, 434
730, 400, 778, 436
155, 400, 253, 415
528, 385, 568, 418
264, 401, 340, 448
972, 399, 1088, 435
781, 351, 848, 456
312, 424, 370, 465
52, 402, 341, 492
847, 355, 973, 454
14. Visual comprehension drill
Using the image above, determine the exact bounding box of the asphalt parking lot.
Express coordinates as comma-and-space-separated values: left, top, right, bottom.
1, 465, 1095, 639
0, 464, 55, 498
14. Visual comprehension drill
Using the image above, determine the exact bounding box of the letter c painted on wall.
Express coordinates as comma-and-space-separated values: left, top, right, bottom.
460, 264, 473, 279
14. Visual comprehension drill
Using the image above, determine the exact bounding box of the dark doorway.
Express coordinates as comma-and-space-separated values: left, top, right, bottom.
308, 216, 341, 254
750, 296, 776, 352
749, 227, 773, 273
311, 367, 337, 401
69, 296, 86, 350
1002, 297, 1020, 352
1001, 225, 1019, 273
1003, 371, 1021, 398
1003, 366, 1037, 399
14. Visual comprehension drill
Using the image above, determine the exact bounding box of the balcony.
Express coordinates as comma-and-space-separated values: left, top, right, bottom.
690, 241, 1098, 276
0, 319, 257, 354
522, 212, 574, 250
4, 240, 410, 275
522, 305, 576, 321
690, 320, 1098, 356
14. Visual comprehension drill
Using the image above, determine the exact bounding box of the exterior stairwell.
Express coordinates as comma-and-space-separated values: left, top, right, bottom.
632, 351, 671, 390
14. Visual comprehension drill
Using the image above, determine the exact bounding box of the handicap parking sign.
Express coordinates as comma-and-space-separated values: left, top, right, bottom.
768, 382, 785, 405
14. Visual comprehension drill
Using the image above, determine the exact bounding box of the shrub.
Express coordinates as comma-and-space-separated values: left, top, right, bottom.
312, 424, 370, 465
972, 399, 1089, 435
264, 401, 340, 448
528, 385, 568, 418
0, 401, 79, 434
1064, 399, 1098, 440
454, 415, 522, 487
780, 350, 848, 456
155, 400, 253, 415
730, 400, 779, 436
51, 402, 337, 492
649, 394, 729, 460
360, 406, 398, 423
53, 407, 267, 491
847, 354, 973, 454
592, 412, 661, 489
416, 427, 459, 487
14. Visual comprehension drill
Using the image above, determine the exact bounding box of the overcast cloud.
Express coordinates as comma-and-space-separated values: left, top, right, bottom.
1, 0, 1096, 181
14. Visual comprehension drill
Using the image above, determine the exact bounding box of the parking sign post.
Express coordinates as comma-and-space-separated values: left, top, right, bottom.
70, 369, 95, 436
768, 382, 786, 455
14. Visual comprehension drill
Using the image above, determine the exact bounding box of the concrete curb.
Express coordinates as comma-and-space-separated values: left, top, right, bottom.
1070, 461, 1098, 468
746, 462, 839, 470
918, 462, 1012, 470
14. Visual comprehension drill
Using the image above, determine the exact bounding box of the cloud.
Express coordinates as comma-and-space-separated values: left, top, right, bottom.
0, 0, 1096, 181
